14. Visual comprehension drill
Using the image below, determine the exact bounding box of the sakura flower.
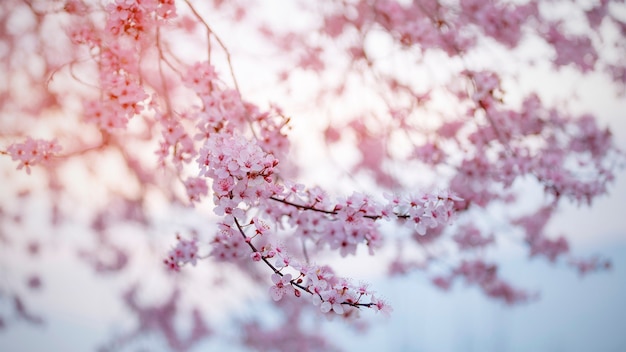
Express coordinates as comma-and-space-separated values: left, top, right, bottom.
164, 234, 199, 272
184, 177, 208, 204
251, 217, 271, 235
269, 273, 292, 301
319, 290, 344, 315
371, 296, 393, 317
183, 61, 218, 96
274, 254, 291, 269
7, 138, 62, 174
305, 270, 329, 297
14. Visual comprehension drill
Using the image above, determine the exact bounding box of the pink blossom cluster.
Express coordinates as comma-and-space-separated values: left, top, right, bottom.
260, 186, 461, 257
317, 0, 539, 59
5, 138, 62, 174
450, 69, 616, 205
182, 62, 219, 97
183, 177, 208, 204
460, 0, 537, 48
242, 315, 339, 352
467, 70, 502, 110
76, 8, 150, 132
83, 76, 147, 133
303, 265, 392, 317
268, 187, 385, 257
384, 191, 461, 236
231, 216, 393, 316
78, 228, 129, 274
434, 260, 532, 305
514, 207, 569, 262
105, 0, 176, 40
371, 0, 473, 54
413, 141, 445, 165
182, 61, 291, 163
209, 222, 250, 261
570, 114, 613, 159
452, 224, 495, 251
90, 76, 147, 132
102, 286, 211, 352
585, 0, 609, 29
304, 0, 618, 76
544, 24, 598, 72
251, 106, 291, 162
182, 62, 251, 139
164, 233, 199, 272
154, 112, 196, 170
197, 132, 280, 217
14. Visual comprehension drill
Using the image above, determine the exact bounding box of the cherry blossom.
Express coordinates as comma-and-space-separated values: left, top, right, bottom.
269, 273, 293, 301
5, 138, 62, 174
164, 233, 200, 272
0, 0, 623, 349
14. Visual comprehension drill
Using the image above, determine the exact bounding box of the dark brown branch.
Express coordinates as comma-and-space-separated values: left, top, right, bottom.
269, 196, 410, 220
233, 217, 376, 310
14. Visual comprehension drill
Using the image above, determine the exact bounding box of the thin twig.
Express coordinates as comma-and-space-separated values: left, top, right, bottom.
183, 0, 241, 95
233, 217, 374, 309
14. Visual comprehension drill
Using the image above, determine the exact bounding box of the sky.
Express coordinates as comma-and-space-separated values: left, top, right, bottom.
1, 236, 625, 351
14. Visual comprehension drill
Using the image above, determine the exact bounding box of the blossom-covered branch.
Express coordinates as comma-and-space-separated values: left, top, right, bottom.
0, 0, 623, 350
